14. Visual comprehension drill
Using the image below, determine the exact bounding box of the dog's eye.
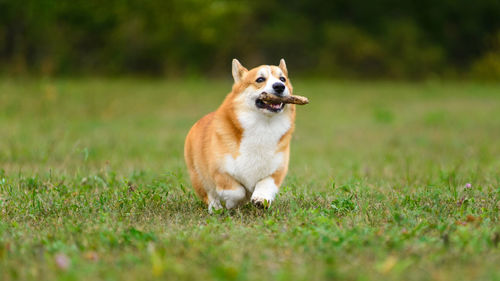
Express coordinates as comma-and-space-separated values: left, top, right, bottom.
279, 77, 286, 82
256, 77, 266, 83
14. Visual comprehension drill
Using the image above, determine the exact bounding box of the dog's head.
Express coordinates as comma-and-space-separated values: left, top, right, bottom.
230, 59, 293, 115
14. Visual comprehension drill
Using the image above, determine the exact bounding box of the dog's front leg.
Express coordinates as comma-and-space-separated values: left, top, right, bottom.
251, 177, 279, 208
214, 172, 247, 210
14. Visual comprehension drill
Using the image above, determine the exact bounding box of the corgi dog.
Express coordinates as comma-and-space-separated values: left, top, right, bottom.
184, 59, 295, 212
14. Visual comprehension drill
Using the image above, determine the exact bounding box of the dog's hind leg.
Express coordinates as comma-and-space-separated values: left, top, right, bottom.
187, 169, 209, 202
186, 168, 222, 213
207, 193, 222, 214
214, 172, 247, 209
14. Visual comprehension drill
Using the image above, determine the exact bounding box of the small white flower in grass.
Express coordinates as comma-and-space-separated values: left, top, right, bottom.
465, 183, 472, 189
55, 253, 70, 270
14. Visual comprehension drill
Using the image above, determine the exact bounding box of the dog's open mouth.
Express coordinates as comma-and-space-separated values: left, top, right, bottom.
255, 98, 284, 112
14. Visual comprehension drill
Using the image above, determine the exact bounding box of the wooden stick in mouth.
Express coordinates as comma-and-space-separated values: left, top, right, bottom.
258, 92, 309, 105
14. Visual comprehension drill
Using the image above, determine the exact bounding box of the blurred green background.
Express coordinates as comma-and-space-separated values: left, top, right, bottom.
1, 0, 499, 79
1, 2, 500, 280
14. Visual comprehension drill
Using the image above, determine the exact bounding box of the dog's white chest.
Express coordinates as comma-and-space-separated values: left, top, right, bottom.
224, 111, 290, 191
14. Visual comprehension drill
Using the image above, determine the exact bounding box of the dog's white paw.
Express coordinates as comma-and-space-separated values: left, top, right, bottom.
251, 178, 278, 208
208, 200, 222, 214
250, 196, 273, 208
218, 187, 247, 209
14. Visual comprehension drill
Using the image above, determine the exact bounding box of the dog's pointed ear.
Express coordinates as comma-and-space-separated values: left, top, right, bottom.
232, 59, 248, 83
279, 58, 288, 76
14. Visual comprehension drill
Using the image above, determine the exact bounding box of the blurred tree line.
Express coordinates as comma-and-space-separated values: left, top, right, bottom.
0, 0, 499, 79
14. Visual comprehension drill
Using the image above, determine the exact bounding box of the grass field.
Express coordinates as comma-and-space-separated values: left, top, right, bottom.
1, 78, 500, 281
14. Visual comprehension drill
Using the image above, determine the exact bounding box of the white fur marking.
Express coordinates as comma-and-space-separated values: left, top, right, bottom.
207, 193, 222, 214
217, 186, 247, 209
263, 67, 289, 96
258, 68, 268, 78
224, 107, 290, 192
251, 177, 279, 204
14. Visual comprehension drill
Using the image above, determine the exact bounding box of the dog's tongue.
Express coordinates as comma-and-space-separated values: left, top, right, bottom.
270, 103, 282, 110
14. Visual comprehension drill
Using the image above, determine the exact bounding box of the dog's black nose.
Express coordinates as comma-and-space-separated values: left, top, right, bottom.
272, 82, 285, 95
